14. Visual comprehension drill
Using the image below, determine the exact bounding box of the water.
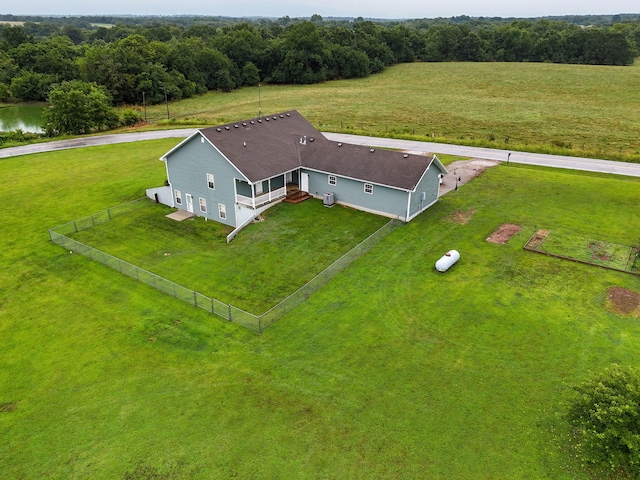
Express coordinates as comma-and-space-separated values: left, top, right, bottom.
0, 104, 45, 133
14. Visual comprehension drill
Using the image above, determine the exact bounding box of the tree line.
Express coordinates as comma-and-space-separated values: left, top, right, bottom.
0, 17, 638, 129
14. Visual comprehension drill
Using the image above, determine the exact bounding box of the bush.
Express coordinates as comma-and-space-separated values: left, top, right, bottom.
567, 364, 640, 477
121, 109, 143, 127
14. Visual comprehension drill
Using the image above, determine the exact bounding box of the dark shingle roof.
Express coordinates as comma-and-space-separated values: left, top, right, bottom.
199, 111, 320, 183
299, 138, 434, 191
193, 110, 438, 190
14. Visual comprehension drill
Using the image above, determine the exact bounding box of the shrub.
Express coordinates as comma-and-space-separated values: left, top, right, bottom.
121, 109, 143, 127
567, 364, 640, 477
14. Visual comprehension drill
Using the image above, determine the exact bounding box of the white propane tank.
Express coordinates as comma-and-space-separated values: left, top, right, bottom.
435, 250, 460, 272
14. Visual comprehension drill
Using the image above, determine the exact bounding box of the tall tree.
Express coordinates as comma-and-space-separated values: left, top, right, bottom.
43, 80, 118, 136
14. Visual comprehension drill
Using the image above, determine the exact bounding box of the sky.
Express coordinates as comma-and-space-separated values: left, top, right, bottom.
4, 0, 639, 20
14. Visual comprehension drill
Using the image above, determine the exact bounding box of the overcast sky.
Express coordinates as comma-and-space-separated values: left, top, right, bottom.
4, 0, 638, 19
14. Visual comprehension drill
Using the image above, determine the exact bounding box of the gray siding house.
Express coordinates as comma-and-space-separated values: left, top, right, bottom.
153, 111, 447, 238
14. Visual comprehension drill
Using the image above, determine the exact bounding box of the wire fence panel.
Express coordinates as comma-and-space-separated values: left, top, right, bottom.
259, 218, 401, 330
49, 203, 402, 333
229, 305, 261, 332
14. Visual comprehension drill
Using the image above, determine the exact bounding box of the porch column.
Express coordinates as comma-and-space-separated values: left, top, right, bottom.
268, 178, 272, 202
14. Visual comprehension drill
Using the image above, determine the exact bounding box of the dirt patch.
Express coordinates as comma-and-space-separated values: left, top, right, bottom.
606, 287, 640, 316
445, 209, 475, 225
525, 229, 550, 249
486, 224, 521, 244
588, 241, 613, 262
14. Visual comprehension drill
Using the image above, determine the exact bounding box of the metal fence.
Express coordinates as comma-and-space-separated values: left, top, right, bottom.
48, 199, 401, 332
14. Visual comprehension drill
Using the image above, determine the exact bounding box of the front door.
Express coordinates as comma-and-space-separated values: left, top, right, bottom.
185, 193, 193, 213
300, 172, 309, 193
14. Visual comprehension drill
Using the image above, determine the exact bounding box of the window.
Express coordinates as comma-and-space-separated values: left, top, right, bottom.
364, 183, 374, 194
199, 197, 207, 213
328, 175, 337, 186
206, 173, 215, 190
218, 203, 227, 220
175, 189, 182, 205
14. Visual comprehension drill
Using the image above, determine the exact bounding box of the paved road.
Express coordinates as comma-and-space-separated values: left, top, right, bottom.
0, 129, 198, 159
2, 128, 639, 178
325, 133, 640, 178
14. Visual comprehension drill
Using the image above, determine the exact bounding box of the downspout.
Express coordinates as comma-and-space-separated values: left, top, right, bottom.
405, 190, 411, 223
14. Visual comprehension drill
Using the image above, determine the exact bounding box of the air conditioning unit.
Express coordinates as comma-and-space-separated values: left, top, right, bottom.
323, 192, 335, 207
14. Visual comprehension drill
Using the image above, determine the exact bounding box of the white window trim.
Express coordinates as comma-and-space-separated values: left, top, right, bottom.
218, 203, 227, 219
328, 175, 337, 186
175, 189, 182, 205
255, 181, 263, 195
206, 173, 215, 190
199, 197, 207, 213
364, 183, 374, 194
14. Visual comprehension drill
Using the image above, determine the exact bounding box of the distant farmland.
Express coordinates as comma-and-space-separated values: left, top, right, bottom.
140, 61, 640, 162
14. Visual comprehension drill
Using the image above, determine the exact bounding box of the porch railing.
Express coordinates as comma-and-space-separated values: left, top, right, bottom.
236, 186, 287, 208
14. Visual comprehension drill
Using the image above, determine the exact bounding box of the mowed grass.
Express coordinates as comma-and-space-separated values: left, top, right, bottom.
1, 142, 640, 479
140, 61, 640, 161
69, 200, 388, 313
538, 229, 636, 271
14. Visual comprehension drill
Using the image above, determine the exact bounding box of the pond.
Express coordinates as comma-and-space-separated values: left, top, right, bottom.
0, 104, 45, 133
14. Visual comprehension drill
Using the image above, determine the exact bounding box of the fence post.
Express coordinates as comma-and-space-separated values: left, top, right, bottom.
258, 316, 262, 334
193, 291, 197, 306
211, 297, 214, 314
73, 221, 78, 232
228, 304, 232, 321
107, 208, 111, 220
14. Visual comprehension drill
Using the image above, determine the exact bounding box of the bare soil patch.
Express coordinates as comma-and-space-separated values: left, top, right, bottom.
606, 287, 640, 316
487, 224, 521, 244
445, 209, 475, 225
525, 229, 550, 249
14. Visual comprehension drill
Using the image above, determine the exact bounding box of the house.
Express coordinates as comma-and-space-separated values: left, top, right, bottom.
149, 110, 448, 240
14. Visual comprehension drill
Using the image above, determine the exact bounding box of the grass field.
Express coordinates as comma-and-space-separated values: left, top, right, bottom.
137, 61, 640, 162
1, 139, 640, 479
530, 228, 638, 272
67, 200, 388, 313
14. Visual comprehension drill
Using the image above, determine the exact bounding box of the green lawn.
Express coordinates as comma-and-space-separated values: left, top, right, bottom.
138, 61, 640, 162
536, 229, 636, 271
1, 142, 640, 479
68, 199, 388, 313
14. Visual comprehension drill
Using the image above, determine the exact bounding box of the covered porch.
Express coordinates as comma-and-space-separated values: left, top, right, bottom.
235, 170, 310, 209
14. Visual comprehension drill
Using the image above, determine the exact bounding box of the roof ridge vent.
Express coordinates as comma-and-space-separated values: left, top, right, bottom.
242, 122, 247, 126
370, 148, 375, 153
286, 113, 290, 117
403, 154, 408, 158
225, 126, 230, 130
280, 114, 284, 118
250, 120, 255, 124
258, 119, 262, 123
234, 124, 239, 128
216, 128, 221, 132
265, 117, 270, 121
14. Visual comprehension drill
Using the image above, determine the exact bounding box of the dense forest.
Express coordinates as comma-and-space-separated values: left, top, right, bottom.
1, 14, 639, 107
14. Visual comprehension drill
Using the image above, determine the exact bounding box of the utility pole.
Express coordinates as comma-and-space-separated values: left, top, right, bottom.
162, 84, 169, 119
142, 91, 147, 124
